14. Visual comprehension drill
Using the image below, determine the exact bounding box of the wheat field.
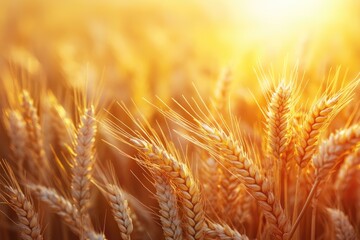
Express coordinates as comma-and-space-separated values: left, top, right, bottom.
0, 0, 360, 240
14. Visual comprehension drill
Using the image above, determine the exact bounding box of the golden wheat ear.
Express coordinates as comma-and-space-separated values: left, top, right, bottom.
205, 220, 249, 240
152, 169, 183, 240
20, 90, 48, 177
71, 106, 97, 221
198, 124, 291, 239
334, 147, 360, 196
42, 93, 75, 151
4, 110, 28, 169
265, 81, 292, 161
0, 160, 44, 240
103, 184, 133, 240
290, 124, 360, 239
131, 137, 205, 240
28, 184, 105, 239
327, 208, 357, 240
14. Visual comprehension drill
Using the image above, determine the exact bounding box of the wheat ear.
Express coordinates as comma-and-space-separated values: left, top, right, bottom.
20, 90, 47, 170
266, 82, 292, 160
334, 147, 360, 193
131, 138, 205, 240
5, 187, 43, 240
327, 208, 357, 240
198, 157, 221, 218
205, 220, 249, 240
289, 124, 360, 239
153, 171, 183, 240
313, 124, 360, 181
71, 106, 97, 218
5, 110, 28, 167
0, 162, 43, 240
296, 95, 339, 168
213, 68, 232, 112
200, 124, 291, 239
46, 93, 75, 149
105, 184, 133, 240
29, 185, 82, 234
29, 184, 103, 239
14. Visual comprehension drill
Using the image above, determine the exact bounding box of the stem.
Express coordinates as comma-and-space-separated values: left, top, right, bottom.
284, 167, 288, 215
310, 200, 317, 240
288, 180, 319, 240
292, 167, 301, 223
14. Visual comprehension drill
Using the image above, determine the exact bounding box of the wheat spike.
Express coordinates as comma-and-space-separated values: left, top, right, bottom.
29, 184, 104, 239
47, 93, 75, 148
334, 147, 360, 193
153, 171, 183, 240
29, 185, 82, 233
327, 208, 358, 240
71, 106, 97, 218
313, 124, 360, 182
131, 138, 205, 240
20, 90, 47, 170
199, 123, 291, 239
205, 220, 249, 240
105, 184, 133, 240
296, 95, 340, 168
198, 157, 221, 218
266, 82, 292, 160
6, 187, 43, 240
213, 68, 232, 112
0, 162, 43, 240
5, 110, 28, 166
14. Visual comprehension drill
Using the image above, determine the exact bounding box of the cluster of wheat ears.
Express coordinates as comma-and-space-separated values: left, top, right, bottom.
0, 71, 359, 240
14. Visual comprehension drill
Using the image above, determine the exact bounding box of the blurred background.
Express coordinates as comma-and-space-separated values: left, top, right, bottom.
1, 0, 360, 104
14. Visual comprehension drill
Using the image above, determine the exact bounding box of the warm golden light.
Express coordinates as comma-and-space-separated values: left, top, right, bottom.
0, 0, 360, 240
242, 0, 332, 41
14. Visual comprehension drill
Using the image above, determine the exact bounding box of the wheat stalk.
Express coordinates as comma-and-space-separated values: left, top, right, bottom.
327, 208, 358, 240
